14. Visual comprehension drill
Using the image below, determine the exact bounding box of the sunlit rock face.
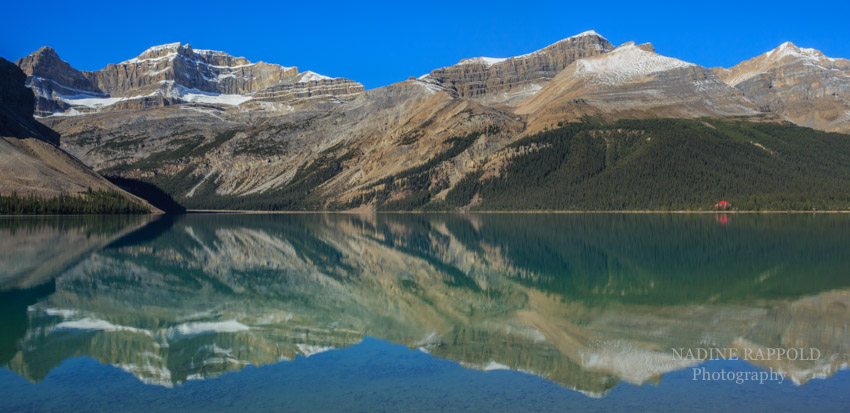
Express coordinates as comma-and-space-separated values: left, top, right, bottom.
515, 42, 760, 132
714, 42, 850, 133
4, 214, 850, 392
15, 44, 364, 117
423, 31, 615, 105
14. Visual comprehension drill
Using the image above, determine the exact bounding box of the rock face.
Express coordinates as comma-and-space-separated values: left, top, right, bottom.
713, 42, 850, 133
0, 57, 155, 210
515, 42, 760, 130
422, 31, 615, 104
16, 43, 365, 117
44, 78, 522, 207
0, 57, 59, 144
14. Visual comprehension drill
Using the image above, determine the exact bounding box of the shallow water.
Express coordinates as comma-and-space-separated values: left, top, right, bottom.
1, 213, 849, 412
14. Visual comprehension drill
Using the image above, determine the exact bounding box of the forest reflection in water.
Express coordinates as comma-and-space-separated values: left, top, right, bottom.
1, 213, 849, 399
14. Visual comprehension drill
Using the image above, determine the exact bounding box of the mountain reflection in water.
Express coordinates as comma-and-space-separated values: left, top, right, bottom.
1, 213, 849, 396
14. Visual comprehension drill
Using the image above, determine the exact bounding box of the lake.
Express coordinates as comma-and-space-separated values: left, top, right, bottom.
1, 213, 849, 412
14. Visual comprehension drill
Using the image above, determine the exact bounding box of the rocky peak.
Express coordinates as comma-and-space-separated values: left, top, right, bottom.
766, 42, 828, 63
16, 47, 95, 93
18, 46, 62, 69
422, 30, 615, 104
712, 42, 850, 133
120, 42, 257, 69
456, 31, 610, 67
716, 42, 850, 87
515, 42, 758, 126
514, 30, 612, 59
15, 43, 365, 117
125, 42, 188, 62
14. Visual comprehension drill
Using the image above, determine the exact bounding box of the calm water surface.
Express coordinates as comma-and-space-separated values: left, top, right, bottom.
1, 213, 849, 412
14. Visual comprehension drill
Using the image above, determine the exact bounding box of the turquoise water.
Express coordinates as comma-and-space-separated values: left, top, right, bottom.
1, 213, 849, 412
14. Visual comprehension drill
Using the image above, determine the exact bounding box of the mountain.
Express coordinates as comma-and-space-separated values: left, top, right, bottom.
515, 42, 760, 132
0, 57, 155, 212
422, 30, 615, 104
16, 43, 365, 117
7, 32, 850, 211
713, 42, 850, 133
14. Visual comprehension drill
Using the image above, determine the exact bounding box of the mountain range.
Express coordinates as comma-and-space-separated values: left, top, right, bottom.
3, 30, 850, 211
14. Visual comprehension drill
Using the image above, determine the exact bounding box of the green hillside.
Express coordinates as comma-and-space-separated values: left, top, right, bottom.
441, 118, 850, 211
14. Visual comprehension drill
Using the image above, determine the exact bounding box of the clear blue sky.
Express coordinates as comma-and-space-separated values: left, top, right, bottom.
2, 0, 849, 89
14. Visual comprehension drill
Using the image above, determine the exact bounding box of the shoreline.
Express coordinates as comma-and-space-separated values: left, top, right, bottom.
186, 209, 850, 214
4, 210, 848, 216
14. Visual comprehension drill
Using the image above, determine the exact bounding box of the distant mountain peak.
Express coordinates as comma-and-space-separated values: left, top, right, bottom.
454, 30, 611, 67
144, 41, 184, 50
457, 56, 507, 66
715, 41, 847, 88
34, 46, 58, 56
765, 41, 827, 62
514, 30, 611, 59
571, 29, 604, 39
424, 30, 614, 104
21, 46, 66, 67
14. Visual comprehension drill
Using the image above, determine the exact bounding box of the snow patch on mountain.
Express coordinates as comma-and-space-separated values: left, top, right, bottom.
515, 30, 610, 59
122, 51, 180, 65
570, 30, 604, 39
575, 44, 694, 83
766, 42, 826, 62
177, 86, 253, 105
299, 71, 331, 82
458, 57, 508, 66
414, 78, 446, 94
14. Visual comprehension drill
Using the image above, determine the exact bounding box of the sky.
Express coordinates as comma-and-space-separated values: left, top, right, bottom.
2, 0, 849, 90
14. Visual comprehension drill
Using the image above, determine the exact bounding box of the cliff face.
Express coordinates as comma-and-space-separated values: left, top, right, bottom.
713, 42, 850, 133
0, 57, 154, 210
0, 57, 60, 144
16, 43, 365, 116
422, 31, 615, 104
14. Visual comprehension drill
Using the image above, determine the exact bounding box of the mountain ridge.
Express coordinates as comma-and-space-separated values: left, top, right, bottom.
16, 43, 365, 117
4, 31, 850, 211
